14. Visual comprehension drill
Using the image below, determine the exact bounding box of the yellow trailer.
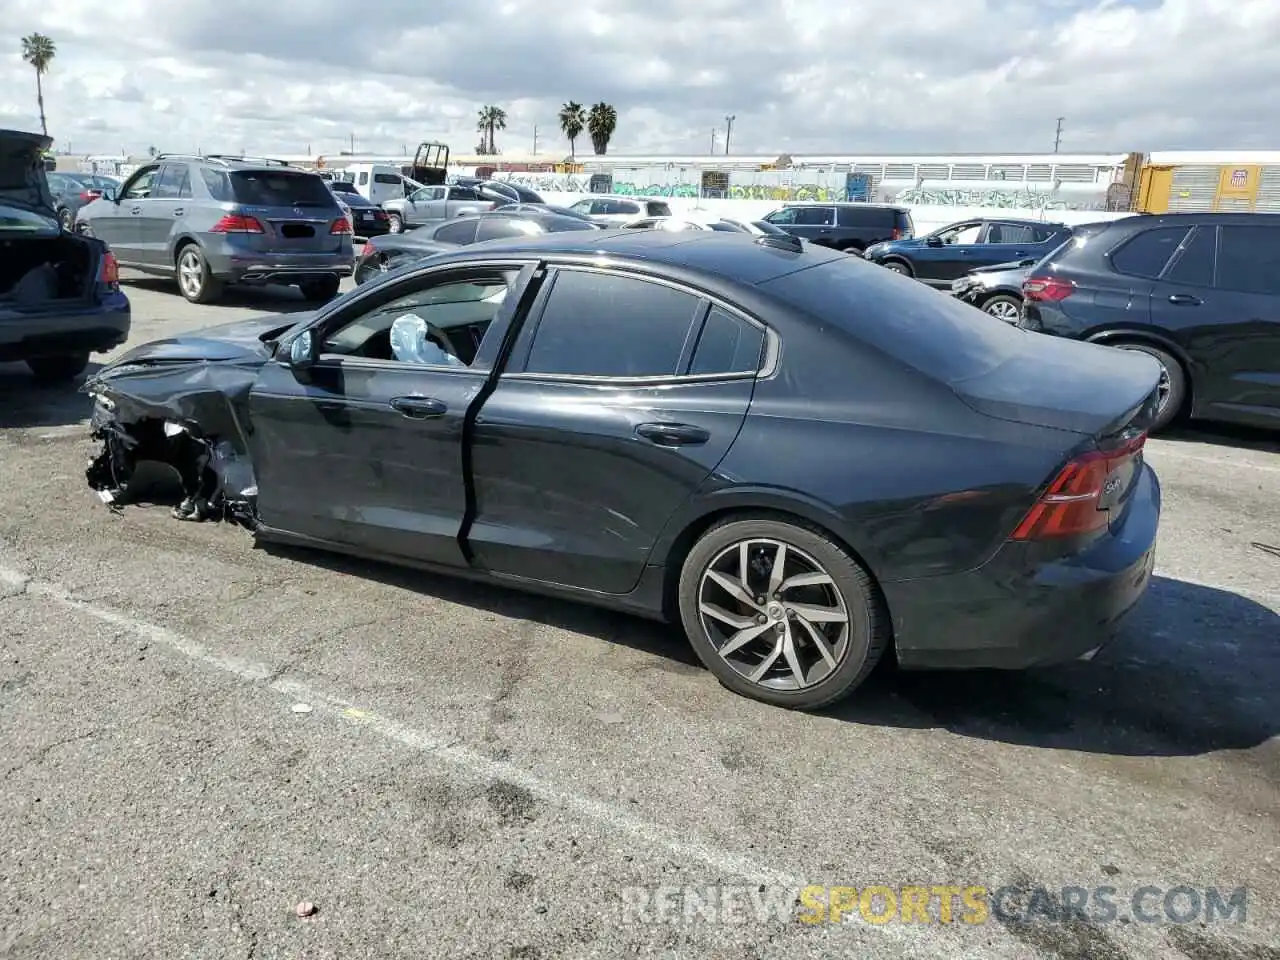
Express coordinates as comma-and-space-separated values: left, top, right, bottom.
1135, 151, 1280, 214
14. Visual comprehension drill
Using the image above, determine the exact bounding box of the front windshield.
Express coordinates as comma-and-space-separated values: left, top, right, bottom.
0, 200, 59, 233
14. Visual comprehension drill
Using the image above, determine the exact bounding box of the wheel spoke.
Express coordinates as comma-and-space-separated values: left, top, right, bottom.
794, 614, 838, 669
766, 543, 787, 597
780, 624, 807, 686
780, 570, 833, 591
720, 621, 775, 658
747, 637, 784, 682
787, 601, 847, 624
706, 570, 764, 613
699, 602, 754, 631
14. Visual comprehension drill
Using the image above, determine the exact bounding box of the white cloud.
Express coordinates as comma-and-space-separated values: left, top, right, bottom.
2, 0, 1277, 158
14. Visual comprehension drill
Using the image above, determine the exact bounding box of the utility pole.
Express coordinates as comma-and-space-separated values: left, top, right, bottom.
724, 115, 735, 155
710, 128, 717, 154
532, 124, 539, 154
1054, 117, 1064, 153
350, 132, 356, 153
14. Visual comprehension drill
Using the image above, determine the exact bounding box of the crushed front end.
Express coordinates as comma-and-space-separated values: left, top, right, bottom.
84, 360, 261, 528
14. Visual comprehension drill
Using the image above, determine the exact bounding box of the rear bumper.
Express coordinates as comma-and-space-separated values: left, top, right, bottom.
885, 463, 1161, 670
0, 291, 131, 361
203, 243, 354, 285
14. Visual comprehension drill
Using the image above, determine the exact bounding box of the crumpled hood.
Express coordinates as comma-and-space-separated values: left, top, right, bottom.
98, 312, 309, 370
0, 128, 56, 216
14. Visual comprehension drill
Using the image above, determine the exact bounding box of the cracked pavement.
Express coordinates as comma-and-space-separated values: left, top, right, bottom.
0, 272, 1277, 959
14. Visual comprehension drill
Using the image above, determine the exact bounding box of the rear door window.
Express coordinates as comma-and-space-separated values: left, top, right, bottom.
230, 171, 333, 206
645, 201, 672, 217
475, 217, 530, 242
1109, 226, 1190, 278
520, 270, 704, 378
985, 223, 1040, 244
1214, 225, 1280, 295
795, 206, 835, 226
1162, 225, 1216, 287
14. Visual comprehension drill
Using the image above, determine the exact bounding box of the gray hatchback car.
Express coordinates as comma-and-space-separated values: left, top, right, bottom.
76, 155, 354, 304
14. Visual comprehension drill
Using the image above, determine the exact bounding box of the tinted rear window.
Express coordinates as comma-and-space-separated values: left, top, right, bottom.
837, 206, 890, 227
230, 171, 334, 206
762, 257, 1027, 383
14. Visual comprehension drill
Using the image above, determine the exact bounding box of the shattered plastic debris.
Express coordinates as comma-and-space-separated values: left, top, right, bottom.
295, 901, 317, 918
290, 703, 313, 714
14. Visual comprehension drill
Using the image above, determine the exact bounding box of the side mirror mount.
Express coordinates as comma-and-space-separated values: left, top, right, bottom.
287, 329, 317, 379
101, 187, 117, 202
926, 235, 943, 247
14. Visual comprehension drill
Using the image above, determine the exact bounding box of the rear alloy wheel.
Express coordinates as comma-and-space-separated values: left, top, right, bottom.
27, 352, 90, 383
175, 244, 223, 304
981, 294, 1023, 323
881, 260, 911, 275
678, 518, 889, 710
1114, 342, 1186, 431
386, 213, 404, 233
300, 276, 342, 302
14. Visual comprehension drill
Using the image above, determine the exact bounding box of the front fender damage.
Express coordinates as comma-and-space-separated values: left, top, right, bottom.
83, 359, 260, 528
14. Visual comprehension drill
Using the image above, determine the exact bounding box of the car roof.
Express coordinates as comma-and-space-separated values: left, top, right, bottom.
1102, 212, 1280, 227
427, 228, 848, 284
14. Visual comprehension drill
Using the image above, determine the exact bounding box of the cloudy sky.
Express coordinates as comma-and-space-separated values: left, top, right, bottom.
2, 0, 1276, 159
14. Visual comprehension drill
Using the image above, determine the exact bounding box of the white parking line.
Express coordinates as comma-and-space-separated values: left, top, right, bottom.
1146, 447, 1280, 475
2, 563, 810, 885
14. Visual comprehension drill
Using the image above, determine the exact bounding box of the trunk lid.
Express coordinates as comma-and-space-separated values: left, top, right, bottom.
228, 170, 347, 254
0, 129, 57, 220
951, 333, 1162, 436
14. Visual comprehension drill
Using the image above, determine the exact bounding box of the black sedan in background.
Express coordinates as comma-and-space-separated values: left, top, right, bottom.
83, 230, 1161, 711
354, 209, 599, 284
329, 180, 391, 238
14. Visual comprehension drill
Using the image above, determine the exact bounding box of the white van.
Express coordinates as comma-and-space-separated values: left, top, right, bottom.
336, 164, 415, 205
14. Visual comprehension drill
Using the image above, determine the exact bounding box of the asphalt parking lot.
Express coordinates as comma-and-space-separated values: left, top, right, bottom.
1, 270, 1277, 960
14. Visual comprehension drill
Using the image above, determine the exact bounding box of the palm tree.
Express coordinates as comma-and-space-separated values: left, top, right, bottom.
20, 33, 57, 137
587, 102, 618, 156
558, 101, 586, 160
476, 105, 507, 155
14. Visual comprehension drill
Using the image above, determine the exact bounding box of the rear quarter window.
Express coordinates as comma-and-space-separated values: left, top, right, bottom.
762, 257, 1027, 383
200, 168, 233, 202
838, 206, 889, 228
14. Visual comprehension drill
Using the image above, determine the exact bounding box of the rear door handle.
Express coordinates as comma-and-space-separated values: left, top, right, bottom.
130, 206, 141, 215
173, 208, 184, 217
635, 422, 710, 446
1168, 293, 1202, 305
390, 396, 447, 419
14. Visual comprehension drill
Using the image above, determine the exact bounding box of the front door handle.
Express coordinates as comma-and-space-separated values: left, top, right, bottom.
635, 422, 710, 446
173, 208, 184, 217
390, 396, 447, 419
130, 206, 141, 215
1168, 293, 1202, 306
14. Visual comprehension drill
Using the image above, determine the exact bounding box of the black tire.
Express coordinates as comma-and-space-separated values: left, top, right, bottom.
881, 258, 913, 276
174, 243, 223, 304
677, 516, 890, 711
386, 212, 404, 234
300, 276, 342, 302
27, 352, 90, 383
979, 293, 1022, 323
1113, 342, 1187, 432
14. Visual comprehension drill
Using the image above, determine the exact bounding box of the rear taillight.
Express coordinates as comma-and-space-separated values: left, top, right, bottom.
1023, 275, 1074, 302
1011, 433, 1146, 541
100, 251, 119, 287
80, 190, 100, 202
891, 228, 902, 240
210, 214, 264, 234
374, 210, 388, 220
330, 217, 352, 235
358, 239, 377, 259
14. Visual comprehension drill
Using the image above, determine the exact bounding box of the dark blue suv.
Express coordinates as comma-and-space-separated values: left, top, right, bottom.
864, 217, 1071, 288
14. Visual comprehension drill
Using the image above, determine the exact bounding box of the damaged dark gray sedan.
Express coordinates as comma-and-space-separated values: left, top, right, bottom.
86, 229, 1163, 711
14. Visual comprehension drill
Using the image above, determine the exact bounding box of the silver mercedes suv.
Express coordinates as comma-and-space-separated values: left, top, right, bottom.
75, 154, 354, 304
